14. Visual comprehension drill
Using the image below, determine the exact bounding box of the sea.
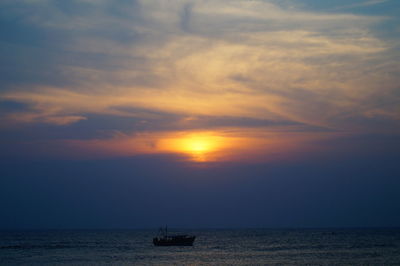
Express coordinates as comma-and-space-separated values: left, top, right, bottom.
1, 228, 400, 265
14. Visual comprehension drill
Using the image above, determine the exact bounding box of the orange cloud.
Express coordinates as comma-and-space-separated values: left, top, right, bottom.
0, 0, 398, 163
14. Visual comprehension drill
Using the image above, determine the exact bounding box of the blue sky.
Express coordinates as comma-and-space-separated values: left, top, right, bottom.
0, 0, 399, 229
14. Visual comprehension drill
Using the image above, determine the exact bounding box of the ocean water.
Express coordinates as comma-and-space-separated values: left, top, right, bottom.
1, 229, 400, 265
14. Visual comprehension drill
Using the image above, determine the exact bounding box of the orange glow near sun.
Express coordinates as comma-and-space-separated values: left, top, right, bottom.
159, 132, 226, 162
63, 129, 336, 164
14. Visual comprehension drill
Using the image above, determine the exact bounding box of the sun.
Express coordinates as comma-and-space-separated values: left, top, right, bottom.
179, 134, 222, 161
159, 132, 225, 162
182, 136, 214, 153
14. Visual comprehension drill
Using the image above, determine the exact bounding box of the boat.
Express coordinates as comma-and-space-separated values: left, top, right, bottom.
153, 226, 196, 246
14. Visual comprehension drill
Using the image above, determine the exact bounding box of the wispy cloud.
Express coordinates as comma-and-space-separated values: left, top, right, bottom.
332, 0, 389, 10
0, 0, 399, 160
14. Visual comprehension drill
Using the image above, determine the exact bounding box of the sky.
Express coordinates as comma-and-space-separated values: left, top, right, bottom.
0, 0, 399, 229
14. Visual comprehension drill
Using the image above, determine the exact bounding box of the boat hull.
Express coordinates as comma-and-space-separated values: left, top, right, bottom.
153, 236, 195, 246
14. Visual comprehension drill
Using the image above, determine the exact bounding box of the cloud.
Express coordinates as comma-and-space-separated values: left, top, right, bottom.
332, 0, 389, 10
6, 113, 86, 125
0, 0, 399, 135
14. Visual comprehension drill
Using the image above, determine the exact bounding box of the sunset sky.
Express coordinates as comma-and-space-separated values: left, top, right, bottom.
0, 0, 399, 229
